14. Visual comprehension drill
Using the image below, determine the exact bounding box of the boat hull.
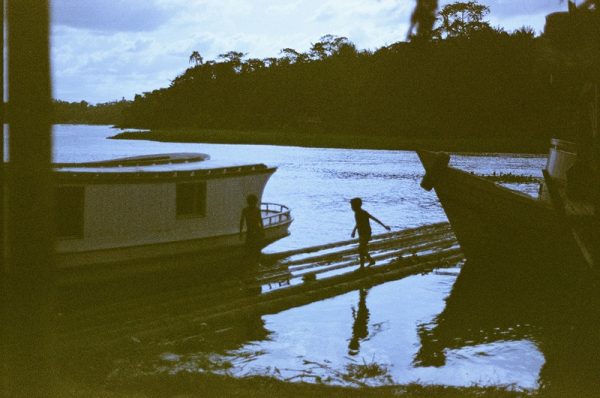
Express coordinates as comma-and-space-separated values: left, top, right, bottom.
417, 150, 585, 280
57, 220, 291, 284
52, 153, 293, 282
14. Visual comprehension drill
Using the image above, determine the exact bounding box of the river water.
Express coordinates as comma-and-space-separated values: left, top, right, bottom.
49, 124, 545, 253
14, 125, 588, 393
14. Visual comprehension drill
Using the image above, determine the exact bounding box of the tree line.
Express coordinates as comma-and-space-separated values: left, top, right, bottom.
52, 99, 130, 125
55, 1, 590, 143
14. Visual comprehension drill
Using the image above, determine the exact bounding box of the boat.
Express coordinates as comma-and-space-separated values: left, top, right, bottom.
54, 153, 292, 276
417, 144, 590, 278
541, 140, 598, 269
418, 3, 599, 274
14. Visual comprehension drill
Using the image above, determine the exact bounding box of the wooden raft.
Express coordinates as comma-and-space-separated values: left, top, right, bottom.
56, 222, 462, 351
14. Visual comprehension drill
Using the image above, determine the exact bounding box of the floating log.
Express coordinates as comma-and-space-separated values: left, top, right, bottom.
54, 222, 462, 353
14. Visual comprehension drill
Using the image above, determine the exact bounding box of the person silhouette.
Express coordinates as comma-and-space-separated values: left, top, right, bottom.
239, 194, 264, 266
348, 288, 370, 356
350, 197, 391, 269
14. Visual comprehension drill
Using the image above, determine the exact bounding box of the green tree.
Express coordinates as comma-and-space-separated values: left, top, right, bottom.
188, 50, 204, 66
280, 48, 309, 64
242, 58, 266, 73
263, 57, 278, 68
218, 51, 245, 64
512, 26, 537, 39
434, 1, 491, 39
309, 35, 352, 60
218, 50, 246, 72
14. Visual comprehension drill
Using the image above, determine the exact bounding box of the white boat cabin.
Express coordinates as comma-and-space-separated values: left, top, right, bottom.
54, 153, 291, 268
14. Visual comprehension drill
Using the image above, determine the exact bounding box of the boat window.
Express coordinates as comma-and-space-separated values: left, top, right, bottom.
176, 182, 206, 217
56, 186, 84, 238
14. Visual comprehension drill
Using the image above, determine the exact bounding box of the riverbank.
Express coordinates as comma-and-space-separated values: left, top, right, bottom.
59, 376, 531, 398
98, 373, 530, 398
110, 128, 548, 154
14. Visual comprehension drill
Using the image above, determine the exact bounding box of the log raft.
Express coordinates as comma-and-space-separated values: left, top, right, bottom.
56, 222, 462, 352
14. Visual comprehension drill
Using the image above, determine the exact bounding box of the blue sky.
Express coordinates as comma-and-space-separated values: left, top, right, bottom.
50, 0, 567, 103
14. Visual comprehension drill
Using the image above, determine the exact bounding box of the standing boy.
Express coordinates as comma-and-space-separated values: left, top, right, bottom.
240, 194, 264, 266
350, 197, 391, 269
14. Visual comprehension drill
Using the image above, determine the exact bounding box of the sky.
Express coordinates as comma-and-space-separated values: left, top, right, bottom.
50, 0, 567, 104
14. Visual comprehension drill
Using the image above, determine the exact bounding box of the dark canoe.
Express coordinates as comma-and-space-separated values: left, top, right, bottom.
417, 150, 586, 278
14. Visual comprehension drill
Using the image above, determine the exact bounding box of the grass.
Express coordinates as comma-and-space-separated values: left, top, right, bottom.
110, 128, 549, 154
57, 373, 535, 398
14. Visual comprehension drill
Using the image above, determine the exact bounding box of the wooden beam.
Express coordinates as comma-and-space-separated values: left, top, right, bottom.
0, 0, 6, 395
4, 0, 55, 396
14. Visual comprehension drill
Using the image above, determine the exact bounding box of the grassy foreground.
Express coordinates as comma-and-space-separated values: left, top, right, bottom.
59, 373, 533, 398
111, 128, 548, 154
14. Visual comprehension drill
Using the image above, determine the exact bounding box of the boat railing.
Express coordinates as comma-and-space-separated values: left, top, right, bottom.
261, 203, 292, 227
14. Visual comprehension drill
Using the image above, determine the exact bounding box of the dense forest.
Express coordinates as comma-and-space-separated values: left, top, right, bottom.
52, 99, 130, 125
60, 1, 592, 143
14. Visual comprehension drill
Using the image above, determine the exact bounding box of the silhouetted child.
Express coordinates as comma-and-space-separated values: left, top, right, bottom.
240, 194, 264, 266
350, 197, 391, 268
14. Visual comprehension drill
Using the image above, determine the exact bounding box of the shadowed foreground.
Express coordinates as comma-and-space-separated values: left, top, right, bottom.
60, 373, 530, 398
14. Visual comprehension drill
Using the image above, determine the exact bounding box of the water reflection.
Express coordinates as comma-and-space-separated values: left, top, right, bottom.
413, 258, 600, 395
70, 257, 600, 395
348, 288, 370, 356
414, 261, 545, 369
101, 267, 547, 389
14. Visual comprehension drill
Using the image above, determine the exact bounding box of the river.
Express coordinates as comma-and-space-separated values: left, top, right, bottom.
12, 125, 583, 393
50, 124, 545, 253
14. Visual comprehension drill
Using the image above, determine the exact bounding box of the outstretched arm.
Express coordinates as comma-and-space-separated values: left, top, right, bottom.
369, 214, 391, 231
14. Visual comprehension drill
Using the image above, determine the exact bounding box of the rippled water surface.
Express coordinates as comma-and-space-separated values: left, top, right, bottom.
133, 268, 544, 390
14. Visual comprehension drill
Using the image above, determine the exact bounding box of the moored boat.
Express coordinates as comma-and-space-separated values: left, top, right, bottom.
417, 3, 600, 275
54, 153, 292, 276
417, 146, 587, 277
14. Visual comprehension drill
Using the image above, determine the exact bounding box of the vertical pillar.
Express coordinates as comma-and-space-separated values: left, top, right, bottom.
0, 1, 5, 396
4, 0, 55, 396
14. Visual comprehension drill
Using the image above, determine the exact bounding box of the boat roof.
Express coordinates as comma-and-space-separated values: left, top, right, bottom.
54, 153, 211, 169
54, 153, 275, 183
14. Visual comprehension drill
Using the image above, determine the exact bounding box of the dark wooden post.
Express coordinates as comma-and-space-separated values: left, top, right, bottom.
4, 0, 55, 396
0, 0, 4, 255
0, 1, 5, 396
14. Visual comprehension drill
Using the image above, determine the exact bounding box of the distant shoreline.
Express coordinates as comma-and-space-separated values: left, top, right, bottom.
110, 128, 548, 155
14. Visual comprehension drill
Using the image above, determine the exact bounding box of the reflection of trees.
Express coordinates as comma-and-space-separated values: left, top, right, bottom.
348, 288, 370, 356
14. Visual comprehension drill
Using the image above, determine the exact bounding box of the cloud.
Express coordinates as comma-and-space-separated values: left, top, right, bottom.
435, 0, 564, 32
50, 0, 564, 103
52, 0, 173, 32
51, 24, 187, 103
484, 0, 563, 18
437, 0, 564, 23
